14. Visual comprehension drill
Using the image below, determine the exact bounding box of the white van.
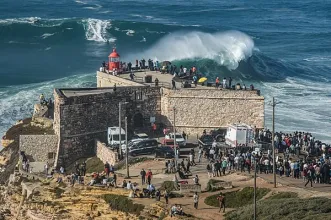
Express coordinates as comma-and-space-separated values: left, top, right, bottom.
165, 132, 186, 147
107, 127, 126, 146
225, 124, 254, 148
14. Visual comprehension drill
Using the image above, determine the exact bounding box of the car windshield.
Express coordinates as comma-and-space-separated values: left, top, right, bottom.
139, 135, 149, 139
202, 135, 213, 142
175, 135, 183, 139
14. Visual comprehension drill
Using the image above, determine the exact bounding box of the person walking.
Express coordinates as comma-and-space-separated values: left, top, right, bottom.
198, 147, 203, 163
164, 189, 169, 205
304, 166, 314, 187
140, 169, 146, 185
217, 193, 226, 213
146, 169, 153, 185
193, 192, 199, 209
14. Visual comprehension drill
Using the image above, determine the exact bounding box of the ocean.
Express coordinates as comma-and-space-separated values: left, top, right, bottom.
1, 0, 331, 148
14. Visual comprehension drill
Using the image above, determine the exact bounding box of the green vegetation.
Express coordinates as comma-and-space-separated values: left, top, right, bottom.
67, 157, 104, 174
103, 194, 145, 216
158, 181, 177, 192
205, 179, 224, 192
267, 192, 298, 200
204, 187, 270, 208
225, 197, 331, 220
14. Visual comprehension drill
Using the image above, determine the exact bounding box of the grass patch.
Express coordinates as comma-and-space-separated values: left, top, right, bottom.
267, 192, 298, 200
225, 197, 331, 220
205, 187, 270, 208
103, 194, 145, 216
205, 179, 224, 192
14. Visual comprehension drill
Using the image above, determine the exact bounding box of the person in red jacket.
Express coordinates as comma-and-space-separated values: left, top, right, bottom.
146, 169, 153, 185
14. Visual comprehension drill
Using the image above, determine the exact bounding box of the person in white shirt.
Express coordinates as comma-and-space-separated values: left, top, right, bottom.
127, 181, 132, 190
183, 67, 187, 75
222, 78, 227, 88
193, 192, 199, 209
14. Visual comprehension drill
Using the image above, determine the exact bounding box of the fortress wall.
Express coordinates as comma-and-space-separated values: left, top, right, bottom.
19, 135, 58, 163
95, 140, 118, 166
53, 87, 161, 167
160, 88, 264, 136
96, 71, 143, 87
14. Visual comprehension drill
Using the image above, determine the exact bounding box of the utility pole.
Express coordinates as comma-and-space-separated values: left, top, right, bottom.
272, 97, 276, 188
125, 116, 129, 178
254, 156, 257, 220
173, 106, 177, 170
119, 102, 122, 159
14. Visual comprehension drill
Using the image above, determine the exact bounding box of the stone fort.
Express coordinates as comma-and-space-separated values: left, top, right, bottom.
20, 70, 264, 168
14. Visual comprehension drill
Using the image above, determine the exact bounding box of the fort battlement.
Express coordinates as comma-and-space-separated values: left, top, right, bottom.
49, 70, 264, 167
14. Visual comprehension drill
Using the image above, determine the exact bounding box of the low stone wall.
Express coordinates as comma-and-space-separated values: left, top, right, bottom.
97, 71, 144, 87
19, 135, 58, 163
95, 140, 118, 166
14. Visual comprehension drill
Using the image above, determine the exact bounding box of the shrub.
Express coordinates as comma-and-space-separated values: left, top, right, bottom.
158, 181, 177, 192
225, 197, 331, 220
204, 187, 270, 208
205, 179, 224, 192
267, 192, 298, 200
103, 194, 145, 216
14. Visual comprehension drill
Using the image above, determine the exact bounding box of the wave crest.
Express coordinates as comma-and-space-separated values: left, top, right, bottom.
82, 18, 114, 42
135, 31, 254, 70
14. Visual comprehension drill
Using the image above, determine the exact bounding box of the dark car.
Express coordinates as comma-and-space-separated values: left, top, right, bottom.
155, 146, 175, 158
129, 139, 158, 156
198, 135, 214, 149
211, 128, 227, 142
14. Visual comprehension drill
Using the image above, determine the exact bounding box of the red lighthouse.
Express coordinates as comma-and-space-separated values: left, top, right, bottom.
108, 48, 120, 72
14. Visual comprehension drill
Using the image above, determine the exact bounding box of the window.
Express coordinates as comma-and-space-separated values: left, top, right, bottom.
48, 152, 55, 160
135, 91, 143, 100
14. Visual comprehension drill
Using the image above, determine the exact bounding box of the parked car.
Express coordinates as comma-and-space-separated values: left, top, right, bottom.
154, 146, 175, 158
131, 133, 149, 142
128, 139, 159, 156
161, 139, 179, 149
165, 132, 186, 147
198, 135, 214, 150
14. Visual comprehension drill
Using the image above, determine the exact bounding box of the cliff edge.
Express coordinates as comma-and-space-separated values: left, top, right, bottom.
0, 118, 54, 184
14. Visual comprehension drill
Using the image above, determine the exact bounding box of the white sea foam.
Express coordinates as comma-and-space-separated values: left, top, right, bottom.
82, 18, 113, 42
45, 47, 52, 51
125, 29, 135, 36
75, 0, 87, 4
0, 17, 41, 25
0, 74, 95, 148
303, 56, 331, 62
127, 31, 254, 70
261, 77, 331, 142
40, 33, 55, 39
140, 37, 146, 42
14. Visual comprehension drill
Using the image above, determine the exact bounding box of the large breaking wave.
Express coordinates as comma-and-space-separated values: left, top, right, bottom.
133, 31, 254, 70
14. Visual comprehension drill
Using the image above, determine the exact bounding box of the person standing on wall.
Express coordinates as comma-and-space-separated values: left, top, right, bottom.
215, 77, 220, 88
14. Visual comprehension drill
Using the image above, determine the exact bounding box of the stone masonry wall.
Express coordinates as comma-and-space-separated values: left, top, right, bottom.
95, 140, 118, 166
54, 86, 161, 167
19, 135, 58, 163
160, 88, 264, 136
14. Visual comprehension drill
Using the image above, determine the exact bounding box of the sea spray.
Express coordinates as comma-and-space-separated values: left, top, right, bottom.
127, 31, 254, 70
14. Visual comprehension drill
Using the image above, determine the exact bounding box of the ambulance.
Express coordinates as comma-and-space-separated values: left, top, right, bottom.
225, 123, 254, 148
